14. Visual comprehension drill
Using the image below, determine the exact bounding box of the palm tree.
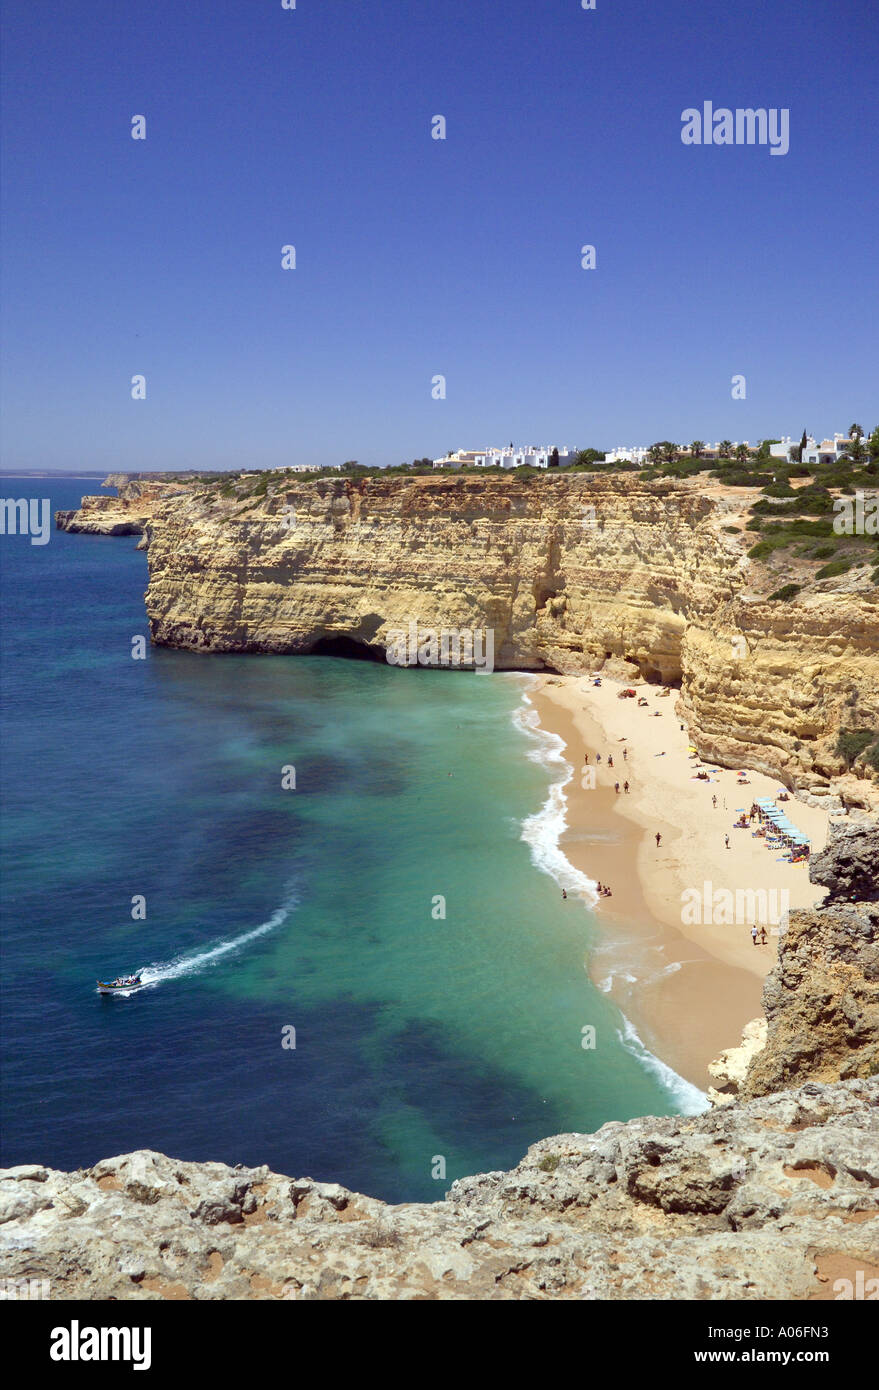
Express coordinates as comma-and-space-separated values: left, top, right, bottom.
718, 440, 733, 459
843, 435, 866, 465
849, 423, 864, 439
647, 443, 664, 466
690, 440, 705, 458
662, 441, 679, 464
735, 444, 750, 464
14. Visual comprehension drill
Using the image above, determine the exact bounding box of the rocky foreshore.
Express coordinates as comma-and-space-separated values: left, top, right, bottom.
1, 1079, 877, 1301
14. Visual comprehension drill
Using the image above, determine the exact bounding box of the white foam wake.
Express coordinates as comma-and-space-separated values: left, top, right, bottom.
130, 897, 295, 991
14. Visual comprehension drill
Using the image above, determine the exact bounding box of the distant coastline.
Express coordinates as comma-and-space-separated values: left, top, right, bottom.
0, 471, 107, 479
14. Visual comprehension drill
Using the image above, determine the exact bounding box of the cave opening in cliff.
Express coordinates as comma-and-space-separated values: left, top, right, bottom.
309, 636, 386, 663
623, 656, 678, 686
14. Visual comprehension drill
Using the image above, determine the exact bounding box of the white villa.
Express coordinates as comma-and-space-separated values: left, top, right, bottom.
603, 445, 651, 465
286, 462, 344, 473
770, 434, 853, 465
432, 446, 577, 469
431, 450, 487, 469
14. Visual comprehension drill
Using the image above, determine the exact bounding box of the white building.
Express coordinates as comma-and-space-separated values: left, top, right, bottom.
287, 462, 343, 473
803, 434, 851, 466
432, 446, 577, 469
603, 446, 650, 465
474, 446, 577, 469
771, 434, 852, 465
769, 437, 798, 461
432, 450, 492, 469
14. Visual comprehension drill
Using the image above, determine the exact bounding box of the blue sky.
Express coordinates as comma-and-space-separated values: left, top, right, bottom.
2, 0, 877, 471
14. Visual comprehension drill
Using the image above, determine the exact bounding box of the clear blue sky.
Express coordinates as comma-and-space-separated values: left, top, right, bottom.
2, 0, 877, 471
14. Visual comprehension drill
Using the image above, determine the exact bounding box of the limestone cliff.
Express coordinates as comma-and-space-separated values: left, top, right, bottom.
142, 473, 879, 805
1, 1079, 876, 1300
707, 820, 879, 1106
739, 820, 879, 1099
58, 470, 879, 803
55, 479, 188, 538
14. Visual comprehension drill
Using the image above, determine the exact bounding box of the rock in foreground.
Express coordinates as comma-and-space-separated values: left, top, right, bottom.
2, 1080, 877, 1300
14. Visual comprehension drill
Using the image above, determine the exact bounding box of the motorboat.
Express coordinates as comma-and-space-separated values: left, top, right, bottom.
97, 974, 145, 995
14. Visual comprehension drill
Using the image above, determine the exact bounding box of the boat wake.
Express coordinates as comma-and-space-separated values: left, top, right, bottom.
98, 897, 296, 995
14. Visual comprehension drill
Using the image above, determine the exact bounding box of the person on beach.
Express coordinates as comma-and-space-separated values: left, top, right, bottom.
608, 755, 613, 767
561, 889, 567, 900
655, 832, 661, 847
614, 782, 620, 794
750, 925, 758, 946
583, 753, 589, 764
623, 780, 629, 793
622, 747, 627, 761
760, 925, 767, 944
596, 881, 603, 894
712, 795, 717, 808
596, 753, 602, 763
725, 834, 730, 849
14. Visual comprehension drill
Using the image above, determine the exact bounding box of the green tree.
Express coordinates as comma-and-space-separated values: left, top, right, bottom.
550, 447, 560, 468
735, 444, 750, 464
849, 423, 864, 439
842, 434, 867, 465
836, 728, 876, 766
661, 441, 679, 464
718, 439, 733, 459
690, 440, 705, 458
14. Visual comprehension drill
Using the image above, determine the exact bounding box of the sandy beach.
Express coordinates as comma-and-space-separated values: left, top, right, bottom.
524, 673, 832, 1090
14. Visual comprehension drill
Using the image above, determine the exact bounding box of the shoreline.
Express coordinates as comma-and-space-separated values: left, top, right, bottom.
513, 672, 832, 1091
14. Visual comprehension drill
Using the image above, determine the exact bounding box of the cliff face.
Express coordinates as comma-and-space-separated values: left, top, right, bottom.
55, 470, 879, 798
55, 480, 187, 538
133, 472, 879, 802
739, 902, 879, 1097
739, 820, 879, 1099
1, 1079, 876, 1301
707, 820, 879, 1105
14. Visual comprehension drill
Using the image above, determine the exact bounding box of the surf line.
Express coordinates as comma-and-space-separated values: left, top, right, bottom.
510, 677, 707, 1114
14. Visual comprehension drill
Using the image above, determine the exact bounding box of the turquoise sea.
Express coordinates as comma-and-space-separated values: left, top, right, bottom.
0, 480, 702, 1202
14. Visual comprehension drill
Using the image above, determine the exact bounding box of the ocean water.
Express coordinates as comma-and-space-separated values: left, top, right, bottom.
0, 480, 702, 1202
